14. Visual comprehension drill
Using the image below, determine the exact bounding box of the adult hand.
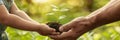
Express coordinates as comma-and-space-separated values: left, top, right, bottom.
50, 17, 93, 40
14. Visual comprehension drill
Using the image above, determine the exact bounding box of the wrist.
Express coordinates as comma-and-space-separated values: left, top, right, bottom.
33, 24, 42, 31
85, 16, 101, 30
35, 24, 46, 32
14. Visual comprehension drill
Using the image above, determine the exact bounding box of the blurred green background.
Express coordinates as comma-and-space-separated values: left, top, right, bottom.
6, 0, 120, 40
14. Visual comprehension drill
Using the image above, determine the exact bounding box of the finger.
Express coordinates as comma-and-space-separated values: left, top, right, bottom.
41, 24, 56, 32
59, 32, 78, 40
49, 35, 59, 39
60, 17, 86, 32
49, 30, 77, 40
59, 22, 74, 32
51, 32, 60, 35
50, 28, 56, 32
45, 28, 57, 35
58, 30, 75, 39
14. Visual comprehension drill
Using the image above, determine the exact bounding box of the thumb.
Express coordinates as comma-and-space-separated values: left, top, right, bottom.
59, 22, 74, 32
49, 28, 56, 32
59, 17, 85, 32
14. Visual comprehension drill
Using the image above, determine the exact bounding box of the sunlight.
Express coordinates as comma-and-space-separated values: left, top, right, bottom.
33, 0, 49, 3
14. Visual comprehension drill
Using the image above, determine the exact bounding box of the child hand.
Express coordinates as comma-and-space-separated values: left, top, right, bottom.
36, 24, 60, 36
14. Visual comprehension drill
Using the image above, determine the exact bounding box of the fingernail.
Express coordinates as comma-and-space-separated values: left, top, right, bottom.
59, 27, 63, 32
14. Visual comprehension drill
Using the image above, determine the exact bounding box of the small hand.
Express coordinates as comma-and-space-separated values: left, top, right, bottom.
36, 24, 60, 36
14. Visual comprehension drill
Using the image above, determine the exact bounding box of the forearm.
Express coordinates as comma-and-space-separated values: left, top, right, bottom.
10, 2, 39, 24
11, 10, 39, 24
0, 5, 41, 31
1, 2, 41, 31
86, 0, 120, 27
2, 14, 41, 31
87, 0, 116, 17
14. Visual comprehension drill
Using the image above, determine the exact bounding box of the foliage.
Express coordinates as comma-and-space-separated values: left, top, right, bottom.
6, 0, 120, 40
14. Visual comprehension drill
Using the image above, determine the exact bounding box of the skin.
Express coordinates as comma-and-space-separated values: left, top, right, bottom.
50, 0, 120, 40
0, 1, 59, 36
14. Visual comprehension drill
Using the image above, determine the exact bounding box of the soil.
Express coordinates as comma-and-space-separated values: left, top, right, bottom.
46, 22, 62, 33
